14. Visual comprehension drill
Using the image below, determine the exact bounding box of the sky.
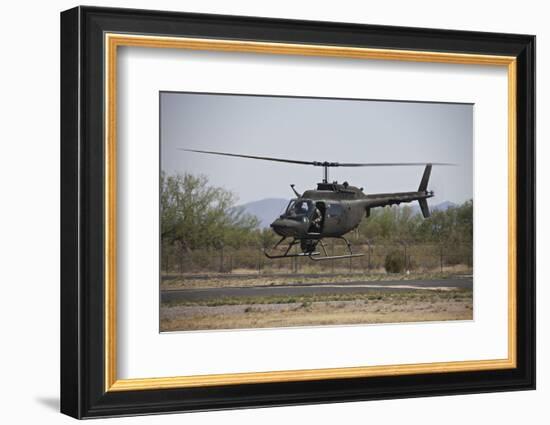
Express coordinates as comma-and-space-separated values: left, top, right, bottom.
160, 92, 473, 206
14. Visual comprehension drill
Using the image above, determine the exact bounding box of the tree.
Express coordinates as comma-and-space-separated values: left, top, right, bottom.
160, 172, 259, 253
257, 227, 278, 250
358, 200, 473, 246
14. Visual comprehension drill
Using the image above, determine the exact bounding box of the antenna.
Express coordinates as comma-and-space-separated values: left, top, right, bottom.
290, 184, 301, 197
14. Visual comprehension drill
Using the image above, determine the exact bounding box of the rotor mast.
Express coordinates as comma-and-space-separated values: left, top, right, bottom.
313, 161, 339, 183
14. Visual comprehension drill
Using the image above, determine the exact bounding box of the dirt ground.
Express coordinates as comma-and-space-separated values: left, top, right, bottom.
160, 288, 473, 331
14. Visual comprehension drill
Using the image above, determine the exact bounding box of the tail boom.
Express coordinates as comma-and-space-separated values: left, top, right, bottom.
364, 164, 434, 218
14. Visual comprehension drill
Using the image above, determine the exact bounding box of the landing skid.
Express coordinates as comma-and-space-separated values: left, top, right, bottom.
263, 237, 321, 259
263, 250, 321, 259
309, 237, 364, 261
263, 236, 364, 261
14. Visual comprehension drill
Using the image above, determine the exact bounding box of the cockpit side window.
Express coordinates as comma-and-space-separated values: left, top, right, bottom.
327, 203, 344, 217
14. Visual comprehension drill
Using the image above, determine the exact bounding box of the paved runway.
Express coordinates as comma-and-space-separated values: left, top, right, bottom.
161, 277, 472, 304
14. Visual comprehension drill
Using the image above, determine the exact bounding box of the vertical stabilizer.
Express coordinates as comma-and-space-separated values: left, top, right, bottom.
418, 164, 432, 192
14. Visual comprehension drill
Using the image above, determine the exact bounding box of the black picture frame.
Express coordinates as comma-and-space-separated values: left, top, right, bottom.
60, 5, 535, 419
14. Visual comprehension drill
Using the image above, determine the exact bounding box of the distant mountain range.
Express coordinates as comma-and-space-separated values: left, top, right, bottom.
236, 198, 457, 229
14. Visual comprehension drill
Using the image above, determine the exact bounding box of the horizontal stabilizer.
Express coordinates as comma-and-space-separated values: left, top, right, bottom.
419, 198, 430, 218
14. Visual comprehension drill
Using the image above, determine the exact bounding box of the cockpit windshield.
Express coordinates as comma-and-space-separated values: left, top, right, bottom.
285, 199, 313, 217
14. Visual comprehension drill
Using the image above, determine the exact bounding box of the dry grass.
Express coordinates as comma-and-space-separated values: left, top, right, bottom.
161, 271, 471, 290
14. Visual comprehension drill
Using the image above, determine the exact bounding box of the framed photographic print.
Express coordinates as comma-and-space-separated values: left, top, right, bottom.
60, 6, 535, 419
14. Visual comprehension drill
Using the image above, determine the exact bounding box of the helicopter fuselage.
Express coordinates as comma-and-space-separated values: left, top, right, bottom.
270, 180, 433, 241
180, 149, 443, 261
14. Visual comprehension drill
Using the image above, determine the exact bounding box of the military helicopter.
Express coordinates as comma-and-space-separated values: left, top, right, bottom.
181, 149, 453, 261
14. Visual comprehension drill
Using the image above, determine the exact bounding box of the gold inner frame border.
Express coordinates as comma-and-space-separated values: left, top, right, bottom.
104, 33, 517, 392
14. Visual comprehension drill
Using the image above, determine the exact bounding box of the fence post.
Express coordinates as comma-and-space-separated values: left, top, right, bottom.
331, 241, 335, 273
366, 239, 372, 271
399, 240, 408, 273
440, 246, 443, 273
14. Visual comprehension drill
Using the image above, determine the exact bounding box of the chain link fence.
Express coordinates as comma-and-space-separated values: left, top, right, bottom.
161, 242, 472, 275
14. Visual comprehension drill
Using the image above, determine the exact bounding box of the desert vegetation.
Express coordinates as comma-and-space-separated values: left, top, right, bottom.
161, 172, 473, 275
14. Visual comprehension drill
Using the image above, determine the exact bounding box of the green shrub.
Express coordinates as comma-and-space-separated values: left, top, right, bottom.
384, 250, 405, 273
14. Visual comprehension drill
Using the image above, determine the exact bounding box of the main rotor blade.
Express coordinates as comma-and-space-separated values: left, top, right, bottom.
337, 162, 455, 167
179, 149, 315, 166
180, 149, 455, 167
